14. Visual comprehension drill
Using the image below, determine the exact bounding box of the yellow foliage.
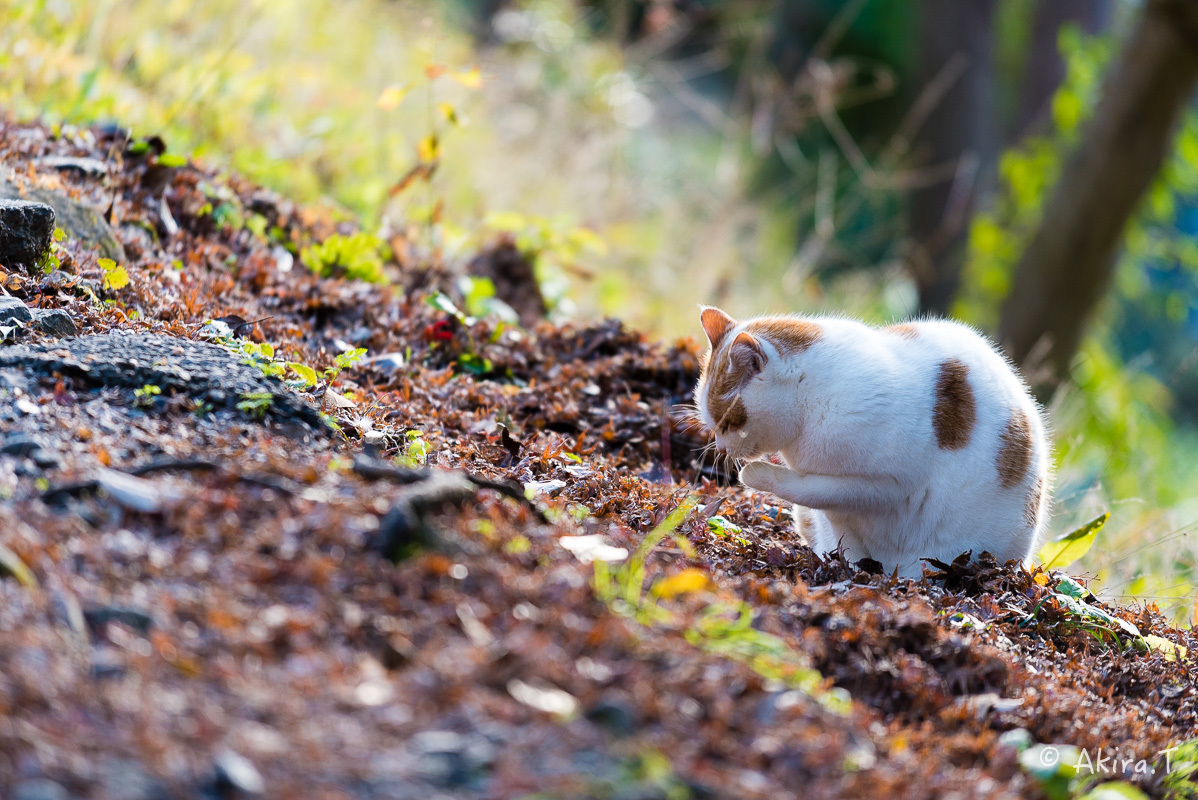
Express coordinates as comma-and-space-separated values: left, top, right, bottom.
652, 568, 712, 599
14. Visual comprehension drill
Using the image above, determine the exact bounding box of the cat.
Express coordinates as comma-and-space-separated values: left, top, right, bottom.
693, 306, 1051, 578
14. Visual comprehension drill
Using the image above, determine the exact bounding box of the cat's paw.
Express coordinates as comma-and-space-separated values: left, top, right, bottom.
739, 460, 785, 493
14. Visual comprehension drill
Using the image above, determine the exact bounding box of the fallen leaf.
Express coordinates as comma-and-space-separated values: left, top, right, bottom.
559, 534, 628, 564
652, 568, 711, 598
507, 679, 578, 717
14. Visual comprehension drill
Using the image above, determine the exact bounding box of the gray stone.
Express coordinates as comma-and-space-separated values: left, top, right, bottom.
0, 433, 39, 456
97, 758, 169, 800
12, 778, 69, 800
0, 295, 32, 324
213, 750, 265, 796
0, 200, 55, 270
1, 181, 125, 263
30, 307, 77, 338
83, 605, 155, 636
36, 155, 111, 177
0, 332, 328, 430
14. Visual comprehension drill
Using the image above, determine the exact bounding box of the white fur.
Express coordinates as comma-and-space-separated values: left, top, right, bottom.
697, 315, 1051, 578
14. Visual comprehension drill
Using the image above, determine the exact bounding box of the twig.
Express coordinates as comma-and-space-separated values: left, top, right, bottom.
351, 457, 550, 523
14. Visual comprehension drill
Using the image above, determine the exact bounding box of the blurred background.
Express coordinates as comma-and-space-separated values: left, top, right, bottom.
2, 0, 1197, 620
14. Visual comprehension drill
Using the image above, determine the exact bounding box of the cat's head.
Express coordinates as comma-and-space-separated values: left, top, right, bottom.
693, 306, 821, 460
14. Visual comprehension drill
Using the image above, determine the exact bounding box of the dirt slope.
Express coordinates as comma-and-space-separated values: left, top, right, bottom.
0, 119, 1194, 800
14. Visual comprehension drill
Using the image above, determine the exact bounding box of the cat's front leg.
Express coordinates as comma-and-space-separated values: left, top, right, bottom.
739, 461, 901, 511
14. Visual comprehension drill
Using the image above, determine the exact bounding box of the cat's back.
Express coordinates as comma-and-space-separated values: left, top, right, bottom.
879, 318, 1029, 406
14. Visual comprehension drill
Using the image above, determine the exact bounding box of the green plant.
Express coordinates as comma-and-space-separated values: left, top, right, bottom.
133, 384, 161, 408
1163, 740, 1198, 799
394, 430, 430, 468
458, 275, 519, 324
323, 348, 367, 383
98, 257, 129, 291
1038, 513, 1108, 570
236, 391, 273, 419
591, 501, 849, 714
37, 227, 66, 274
301, 232, 389, 284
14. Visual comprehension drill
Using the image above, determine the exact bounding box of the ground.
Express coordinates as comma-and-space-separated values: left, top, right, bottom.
0, 118, 1194, 800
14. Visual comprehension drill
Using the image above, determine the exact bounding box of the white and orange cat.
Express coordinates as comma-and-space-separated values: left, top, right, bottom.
694, 306, 1051, 577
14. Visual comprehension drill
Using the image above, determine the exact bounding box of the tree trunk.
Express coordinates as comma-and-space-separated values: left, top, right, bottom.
1010, 0, 1113, 142
997, 0, 1198, 383
909, 0, 999, 317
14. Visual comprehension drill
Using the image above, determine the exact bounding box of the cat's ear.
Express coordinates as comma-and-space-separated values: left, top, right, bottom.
700, 306, 736, 349
729, 331, 766, 377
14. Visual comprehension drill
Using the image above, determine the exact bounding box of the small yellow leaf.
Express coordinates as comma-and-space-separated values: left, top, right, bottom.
417, 135, 440, 162
0, 543, 37, 589
653, 568, 711, 599
1033, 572, 1050, 586
1037, 512, 1108, 570
1143, 634, 1188, 662
438, 102, 459, 126
289, 363, 318, 387
102, 264, 130, 291
451, 66, 483, 89
376, 84, 411, 111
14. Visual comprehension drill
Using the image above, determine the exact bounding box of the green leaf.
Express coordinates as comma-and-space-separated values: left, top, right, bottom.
1055, 574, 1088, 599
1037, 512, 1108, 570
456, 353, 492, 375
334, 348, 367, 370
426, 291, 468, 323
157, 153, 187, 168
1077, 782, 1150, 800
707, 515, 743, 536
289, 363, 318, 387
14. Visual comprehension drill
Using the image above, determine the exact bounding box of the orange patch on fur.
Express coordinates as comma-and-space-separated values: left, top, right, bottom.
712, 395, 748, 432
745, 318, 822, 355
886, 323, 920, 340
932, 358, 976, 450
996, 408, 1033, 488
1024, 475, 1045, 529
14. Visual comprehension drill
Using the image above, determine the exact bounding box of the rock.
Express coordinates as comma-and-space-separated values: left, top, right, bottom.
1, 181, 125, 263
83, 605, 155, 636
408, 730, 495, 789
30, 447, 62, 471
0, 295, 33, 324
97, 758, 169, 800
212, 750, 265, 796
0, 369, 30, 391
12, 779, 70, 800
585, 698, 639, 737
0, 199, 55, 270
364, 352, 406, 373
36, 155, 111, 177
97, 467, 180, 513
30, 308, 77, 338
373, 471, 477, 562
50, 589, 89, 642
0, 332, 329, 431
0, 433, 39, 457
